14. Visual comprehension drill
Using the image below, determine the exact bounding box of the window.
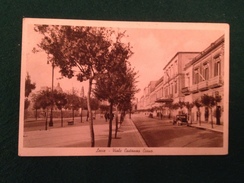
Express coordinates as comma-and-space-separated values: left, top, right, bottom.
203, 63, 209, 80
204, 67, 209, 80
194, 68, 199, 84
185, 73, 190, 87
214, 60, 221, 77
175, 81, 177, 93
213, 55, 221, 77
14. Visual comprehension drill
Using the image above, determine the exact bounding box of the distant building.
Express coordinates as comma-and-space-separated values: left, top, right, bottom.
40, 86, 50, 91
80, 86, 85, 98
55, 83, 63, 93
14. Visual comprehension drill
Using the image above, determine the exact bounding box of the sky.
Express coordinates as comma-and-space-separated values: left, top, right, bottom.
23, 21, 224, 99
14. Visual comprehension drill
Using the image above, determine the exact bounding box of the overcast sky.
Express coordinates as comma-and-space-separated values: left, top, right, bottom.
24, 22, 224, 99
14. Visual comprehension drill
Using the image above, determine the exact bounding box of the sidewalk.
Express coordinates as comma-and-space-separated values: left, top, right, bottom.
23, 116, 147, 148
189, 121, 223, 133
111, 117, 147, 147
146, 115, 224, 133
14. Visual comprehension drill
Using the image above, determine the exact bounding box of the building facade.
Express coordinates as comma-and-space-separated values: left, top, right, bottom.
138, 35, 225, 125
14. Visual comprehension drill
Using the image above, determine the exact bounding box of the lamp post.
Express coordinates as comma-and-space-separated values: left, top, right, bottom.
48, 58, 54, 127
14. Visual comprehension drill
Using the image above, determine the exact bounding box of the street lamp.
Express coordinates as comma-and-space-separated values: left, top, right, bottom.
47, 56, 54, 127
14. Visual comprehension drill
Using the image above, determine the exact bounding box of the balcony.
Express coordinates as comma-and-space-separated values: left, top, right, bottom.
198, 80, 208, 91
181, 87, 191, 95
208, 75, 222, 88
191, 84, 198, 93
168, 94, 173, 99
155, 98, 173, 103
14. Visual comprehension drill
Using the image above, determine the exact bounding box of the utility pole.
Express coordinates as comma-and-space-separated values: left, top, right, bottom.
49, 59, 54, 126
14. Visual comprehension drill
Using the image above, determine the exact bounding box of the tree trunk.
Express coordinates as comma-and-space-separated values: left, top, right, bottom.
188, 109, 192, 124
115, 105, 119, 139
61, 109, 63, 127
108, 102, 113, 147
87, 78, 95, 147
45, 109, 48, 130
198, 108, 201, 126
120, 111, 125, 124
35, 109, 38, 120
210, 107, 213, 129
72, 108, 74, 123
80, 108, 83, 123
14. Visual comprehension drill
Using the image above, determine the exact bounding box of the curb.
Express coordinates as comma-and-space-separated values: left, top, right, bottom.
188, 124, 223, 134
130, 118, 148, 147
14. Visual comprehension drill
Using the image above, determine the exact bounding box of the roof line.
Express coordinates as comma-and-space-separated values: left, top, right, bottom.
163, 52, 201, 70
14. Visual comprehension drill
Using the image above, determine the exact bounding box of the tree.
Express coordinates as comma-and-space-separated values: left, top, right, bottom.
94, 67, 138, 144
25, 72, 36, 98
79, 97, 87, 123
24, 98, 30, 110
215, 94, 222, 125
193, 99, 202, 125
33, 89, 52, 130
99, 104, 110, 114
34, 25, 112, 147
185, 102, 194, 124
200, 94, 216, 128
25, 73, 36, 110
93, 38, 138, 146
65, 91, 81, 124
32, 93, 41, 120
164, 100, 174, 119
118, 97, 133, 123
90, 97, 100, 119
53, 91, 67, 127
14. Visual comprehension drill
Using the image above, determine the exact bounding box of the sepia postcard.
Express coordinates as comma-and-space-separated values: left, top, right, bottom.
19, 18, 229, 156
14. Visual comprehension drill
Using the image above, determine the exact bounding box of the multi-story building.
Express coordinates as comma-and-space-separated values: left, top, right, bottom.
160, 52, 200, 102
138, 35, 225, 125
183, 35, 224, 124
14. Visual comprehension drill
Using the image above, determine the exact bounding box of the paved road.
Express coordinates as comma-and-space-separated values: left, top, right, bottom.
132, 114, 223, 147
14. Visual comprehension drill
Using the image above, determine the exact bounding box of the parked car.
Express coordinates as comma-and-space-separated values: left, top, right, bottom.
173, 114, 189, 126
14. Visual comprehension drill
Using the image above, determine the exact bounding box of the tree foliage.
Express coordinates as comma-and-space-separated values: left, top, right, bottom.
34, 25, 137, 146
201, 94, 215, 108
193, 99, 202, 109
33, 89, 52, 110
25, 72, 36, 98
25, 73, 36, 110
93, 34, 138, 146
24, 98, 30, 110
65, 92, 81, 110
53, 91, 67, 110
34, 25, 112, 80
34, 25, 114, 146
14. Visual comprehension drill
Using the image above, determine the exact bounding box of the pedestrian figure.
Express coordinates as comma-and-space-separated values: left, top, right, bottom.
216, 106, 221, 125
110, 113, 114, 121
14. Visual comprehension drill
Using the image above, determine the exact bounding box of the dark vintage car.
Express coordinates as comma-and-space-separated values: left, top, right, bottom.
173, 114, 189, 126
